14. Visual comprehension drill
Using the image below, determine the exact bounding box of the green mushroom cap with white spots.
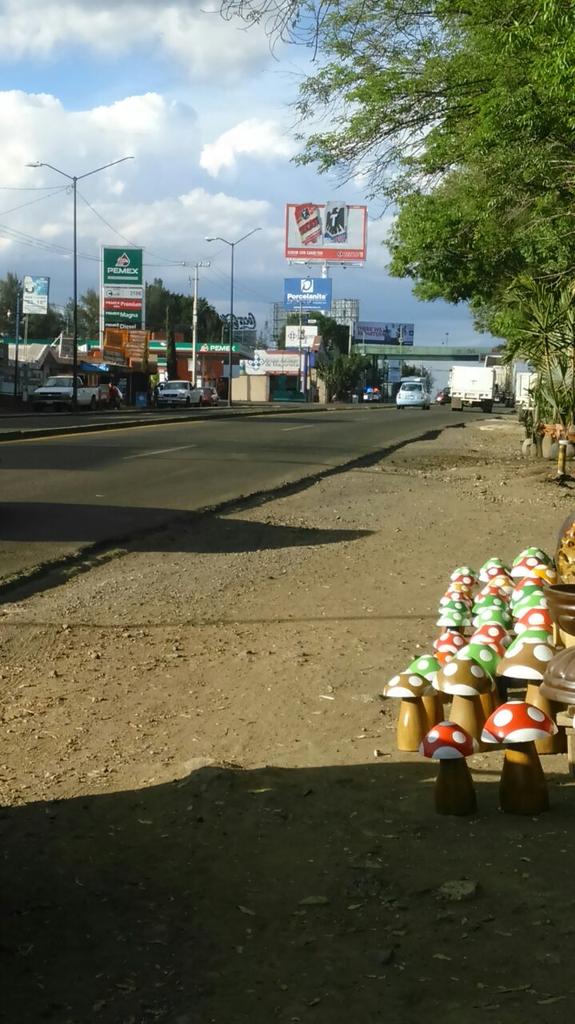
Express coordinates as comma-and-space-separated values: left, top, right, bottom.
407, 654, 441, 682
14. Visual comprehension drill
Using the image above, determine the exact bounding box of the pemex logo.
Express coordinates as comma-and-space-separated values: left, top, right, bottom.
108, 251, 138, 277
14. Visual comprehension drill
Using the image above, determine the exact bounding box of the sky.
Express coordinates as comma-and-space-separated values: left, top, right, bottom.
0, 0, 493, 375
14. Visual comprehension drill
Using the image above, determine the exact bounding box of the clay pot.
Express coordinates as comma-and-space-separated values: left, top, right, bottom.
545, 584, 575, 647
541, 645, 575, 705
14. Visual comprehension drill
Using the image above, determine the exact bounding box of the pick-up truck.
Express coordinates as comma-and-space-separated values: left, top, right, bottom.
156, 380, 203, 408
31, 375, 107, 411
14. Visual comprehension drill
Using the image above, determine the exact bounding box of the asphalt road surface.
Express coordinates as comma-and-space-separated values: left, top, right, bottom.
0, 405, 469, 586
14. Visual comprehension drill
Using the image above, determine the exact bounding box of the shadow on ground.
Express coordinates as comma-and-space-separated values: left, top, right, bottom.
3, 757, 575, 1024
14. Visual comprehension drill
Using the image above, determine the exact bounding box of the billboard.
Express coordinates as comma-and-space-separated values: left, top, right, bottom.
354, 322, 414, 345
284, 277, 332, 311
284, 325, 319, 350
285, 202, 367, 261
243, 349, 301, 375
22, 275, 49, 315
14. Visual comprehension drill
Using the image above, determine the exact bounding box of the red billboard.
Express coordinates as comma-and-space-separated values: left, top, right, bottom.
285, 202, 367, 261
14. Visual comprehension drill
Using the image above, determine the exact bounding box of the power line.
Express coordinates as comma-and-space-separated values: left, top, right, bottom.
0, 187, 67, 218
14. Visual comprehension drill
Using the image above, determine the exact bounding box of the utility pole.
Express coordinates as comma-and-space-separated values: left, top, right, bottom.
191, 260, 210, 386
12, 285, 21, 401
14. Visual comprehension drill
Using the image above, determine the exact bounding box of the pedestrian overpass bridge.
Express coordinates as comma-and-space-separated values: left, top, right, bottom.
351, 344, 493, 362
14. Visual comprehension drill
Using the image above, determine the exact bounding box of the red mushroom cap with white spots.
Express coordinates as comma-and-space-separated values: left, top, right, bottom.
481, 701, 557, 745
433, 630, 467, 664
440, 589, 474, 609
449, 567, 476, 589
515, 607, 553, 636
472, 622, 511, 647
510, 556, 547, 580
468, 631, 506, 657
419, 722, 478, 759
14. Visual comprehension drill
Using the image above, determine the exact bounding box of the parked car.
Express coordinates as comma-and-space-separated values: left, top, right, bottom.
199, 387, 219, 407
396, 381, 431, 410
435, 387, 451, 405
156, 380, 203, 408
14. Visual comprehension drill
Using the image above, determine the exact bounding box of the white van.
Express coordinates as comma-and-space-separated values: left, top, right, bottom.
396, 380, 430, 410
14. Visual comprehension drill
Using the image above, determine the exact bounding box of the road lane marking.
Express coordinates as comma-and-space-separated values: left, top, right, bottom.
123, 444, 197, 459
282, 424, 317, 432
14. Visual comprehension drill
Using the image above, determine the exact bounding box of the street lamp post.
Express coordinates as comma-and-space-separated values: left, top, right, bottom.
191, 260, 210, 386
205, 228, 261, 407
27, 156, 133, 408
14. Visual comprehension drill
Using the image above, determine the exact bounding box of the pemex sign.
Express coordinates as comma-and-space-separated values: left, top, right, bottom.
102, 247, 143, 286
101, 247, 144, 334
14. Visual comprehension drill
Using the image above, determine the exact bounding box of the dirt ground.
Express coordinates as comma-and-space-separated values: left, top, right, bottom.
2, 412, 575, 1024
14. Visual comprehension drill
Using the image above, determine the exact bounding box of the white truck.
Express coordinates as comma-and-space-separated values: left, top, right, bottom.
31, 375, 106, 411
515, 371, 537, 409
449, 365, 495, 413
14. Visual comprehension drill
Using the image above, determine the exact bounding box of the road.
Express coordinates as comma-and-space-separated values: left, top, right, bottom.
0, 405, 467, 587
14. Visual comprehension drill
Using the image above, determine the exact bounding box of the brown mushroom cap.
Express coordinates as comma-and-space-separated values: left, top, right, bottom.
496, 634, 556, 680
434, 653, 491, 696
383, 671, 434, 699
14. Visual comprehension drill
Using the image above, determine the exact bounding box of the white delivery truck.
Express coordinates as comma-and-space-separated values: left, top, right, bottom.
31, 375, 106, 411
514, 371, 536, 410
449, 365, 495, 413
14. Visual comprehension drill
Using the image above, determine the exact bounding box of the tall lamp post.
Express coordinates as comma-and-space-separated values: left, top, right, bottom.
205, 228, 261, 407
27, 156, 133, 408
190, 260, 210, 386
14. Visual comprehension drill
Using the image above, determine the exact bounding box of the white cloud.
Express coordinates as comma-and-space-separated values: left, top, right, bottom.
0, 1, 271, 81
200, 118, 297, 177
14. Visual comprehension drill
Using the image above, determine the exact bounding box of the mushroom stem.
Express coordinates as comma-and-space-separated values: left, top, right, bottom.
422, 693, 443, 730
435, 759, 477, 816
499, 742, 549, 815
524, 684, 567, 755
397, 697, 427, 752
449, 694, 486, 743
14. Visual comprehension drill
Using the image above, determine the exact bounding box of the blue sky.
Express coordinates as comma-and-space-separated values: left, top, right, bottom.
0, 0, 491, 367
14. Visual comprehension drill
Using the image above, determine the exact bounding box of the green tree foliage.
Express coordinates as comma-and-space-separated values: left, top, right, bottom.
145, 278, 222, 341
316, 352, 368, 401
221, 0, 575, 337
65, 288, 99, 340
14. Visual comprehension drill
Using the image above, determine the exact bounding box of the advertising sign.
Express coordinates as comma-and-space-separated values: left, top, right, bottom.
220, 312, 257, 331
285, 202, 367, 261
102, 248, 143, 286
354, 322, 414, 345
22, 275, 49, 315
284, 277, 332, 311
101, 250, 144, 332
284, 325, 318, 350
243, 349, 301, 375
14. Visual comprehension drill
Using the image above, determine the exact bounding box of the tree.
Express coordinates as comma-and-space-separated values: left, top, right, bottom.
145, 278, 222, 341
65, 289, 99, 340
220, 1, 575, 338
316, 352, 368, 401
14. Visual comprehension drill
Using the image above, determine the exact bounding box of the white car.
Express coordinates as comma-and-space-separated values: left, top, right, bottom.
157, 380, 203, 408
396, 382, 431, 410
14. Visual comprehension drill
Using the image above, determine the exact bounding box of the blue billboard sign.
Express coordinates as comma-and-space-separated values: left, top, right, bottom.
283, 277, 332, 311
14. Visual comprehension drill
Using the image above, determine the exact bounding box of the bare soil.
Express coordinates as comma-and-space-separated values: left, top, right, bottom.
2, 414, 575, 1024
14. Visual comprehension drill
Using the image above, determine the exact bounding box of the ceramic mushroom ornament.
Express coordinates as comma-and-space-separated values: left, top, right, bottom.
420, 723, 478, 815
481, 701, 557, 814
434, 651, 492, 741
433, 630, 467, 664
382, 671, 432, 752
